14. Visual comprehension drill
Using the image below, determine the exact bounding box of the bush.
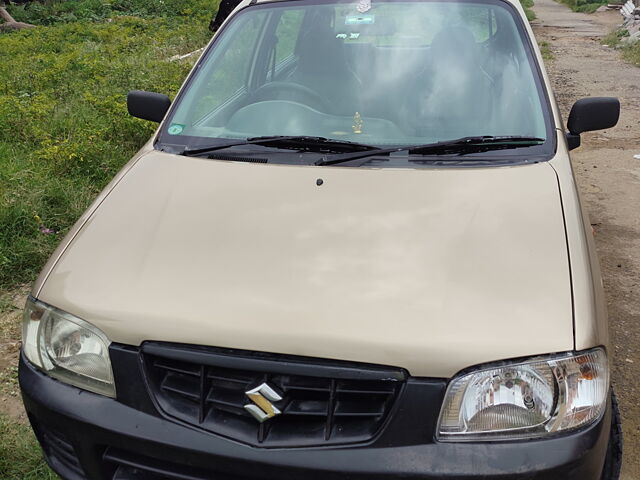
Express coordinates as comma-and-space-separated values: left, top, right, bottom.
6, 0, 216, 25
556, 0, 608, 13
603, 28, 640, 66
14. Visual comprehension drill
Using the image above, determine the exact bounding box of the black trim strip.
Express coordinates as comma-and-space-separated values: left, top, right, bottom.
141, 342, 406, 381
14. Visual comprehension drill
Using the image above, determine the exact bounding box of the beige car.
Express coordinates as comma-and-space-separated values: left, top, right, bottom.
20, 0, 622, 479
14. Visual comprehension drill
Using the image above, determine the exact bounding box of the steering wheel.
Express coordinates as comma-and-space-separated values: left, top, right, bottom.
252, 82, 330, 112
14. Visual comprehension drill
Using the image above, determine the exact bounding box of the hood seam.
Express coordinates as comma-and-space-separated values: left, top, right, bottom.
548, 161, 577, 351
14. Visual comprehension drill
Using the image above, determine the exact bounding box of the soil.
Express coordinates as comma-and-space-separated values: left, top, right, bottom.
531, 1, 640, 478
0, 288, 28, 424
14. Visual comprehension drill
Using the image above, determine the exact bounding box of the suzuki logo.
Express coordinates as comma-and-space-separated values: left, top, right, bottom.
244, 383, 283, 423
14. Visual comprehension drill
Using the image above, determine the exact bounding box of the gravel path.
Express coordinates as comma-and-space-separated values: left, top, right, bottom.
531, 1, 640, 478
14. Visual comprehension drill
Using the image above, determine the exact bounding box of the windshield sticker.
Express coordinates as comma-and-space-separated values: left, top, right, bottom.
356, 0, 371, 13
345, 14, 374, 25
336, 32, 361, 40
168, 124, 185, 135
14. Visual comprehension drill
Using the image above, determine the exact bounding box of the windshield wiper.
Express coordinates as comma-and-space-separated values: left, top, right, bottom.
182, 136, 380, 157
315, 136, 545, 167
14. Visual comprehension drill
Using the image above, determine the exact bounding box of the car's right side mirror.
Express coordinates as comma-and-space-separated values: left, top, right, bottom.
566, 97, 620, 150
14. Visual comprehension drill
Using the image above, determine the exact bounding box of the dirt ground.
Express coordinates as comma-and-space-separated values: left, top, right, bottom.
0, 288, 28, 423
531, 0, 640, 478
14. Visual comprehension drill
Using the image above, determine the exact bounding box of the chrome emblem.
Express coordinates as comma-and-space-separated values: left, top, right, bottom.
244, 383, 283, 423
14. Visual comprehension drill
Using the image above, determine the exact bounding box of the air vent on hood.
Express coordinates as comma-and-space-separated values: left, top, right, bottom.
208, 154, 268, 163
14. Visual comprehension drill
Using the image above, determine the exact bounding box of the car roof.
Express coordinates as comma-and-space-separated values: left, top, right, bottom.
230, 0, 528, 25
235, 0, 523, 9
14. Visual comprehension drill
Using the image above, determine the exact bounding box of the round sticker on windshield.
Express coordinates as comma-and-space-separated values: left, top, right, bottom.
168, 124, 185, 135
356, 0, 371, 13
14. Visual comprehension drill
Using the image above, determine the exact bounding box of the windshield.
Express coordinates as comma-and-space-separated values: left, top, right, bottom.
159, 0, 553, 160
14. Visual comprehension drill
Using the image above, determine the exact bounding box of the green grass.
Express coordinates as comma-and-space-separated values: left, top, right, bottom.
6, 0, 215, 24
602, 28, 640, 66
619, 44, 640, 65
519, 0, 537, 20
0, 415, 59, 480
555, 0, 608, 13
539, 41, 554, 60
0, 1, 215, 296
603, 28, 630, 46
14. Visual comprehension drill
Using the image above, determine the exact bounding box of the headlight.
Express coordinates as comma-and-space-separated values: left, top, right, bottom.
437, 348, 608, 441
22, 297, 115, 398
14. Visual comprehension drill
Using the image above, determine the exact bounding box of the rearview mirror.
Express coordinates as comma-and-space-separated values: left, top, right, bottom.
566, 97, 620, 150
127, 90, 171, 123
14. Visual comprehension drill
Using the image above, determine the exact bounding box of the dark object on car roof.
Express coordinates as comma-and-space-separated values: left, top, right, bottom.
209, 0, 242, 32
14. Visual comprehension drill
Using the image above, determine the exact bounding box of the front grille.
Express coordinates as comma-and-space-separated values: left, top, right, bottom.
142, 343, 405, 447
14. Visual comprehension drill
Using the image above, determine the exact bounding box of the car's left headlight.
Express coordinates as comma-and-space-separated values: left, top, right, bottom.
437, 348, 609, 441
22, 296, 115, 398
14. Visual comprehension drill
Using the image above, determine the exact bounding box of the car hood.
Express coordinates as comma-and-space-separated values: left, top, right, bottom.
38, 152, 573, 377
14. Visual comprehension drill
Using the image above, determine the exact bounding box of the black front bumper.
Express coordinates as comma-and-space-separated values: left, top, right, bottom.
20, 351, 611, 480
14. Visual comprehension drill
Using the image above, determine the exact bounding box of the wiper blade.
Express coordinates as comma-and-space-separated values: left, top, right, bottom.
261, 136, 379, 153
182, 136, 379, 156
408, 136, 545, 156
315, 136, 545, 167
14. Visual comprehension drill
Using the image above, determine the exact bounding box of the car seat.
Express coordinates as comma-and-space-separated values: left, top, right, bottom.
288, 18, 361, 116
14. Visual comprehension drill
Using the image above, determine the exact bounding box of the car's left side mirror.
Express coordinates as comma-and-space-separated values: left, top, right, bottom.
127, 90, 171, 123
566, 97, 620, 150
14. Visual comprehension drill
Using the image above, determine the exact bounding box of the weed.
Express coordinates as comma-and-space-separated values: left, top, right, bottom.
602, 28, 630, 48
602, 28, 640, 66
555, 0, 608, 13
539, 41, 554, 60
519, 0, 537, 20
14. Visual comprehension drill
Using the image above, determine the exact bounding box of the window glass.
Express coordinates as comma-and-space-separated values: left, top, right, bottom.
173, 12, 268, 124
164, 0, 549, 153
274, 10, 305, 64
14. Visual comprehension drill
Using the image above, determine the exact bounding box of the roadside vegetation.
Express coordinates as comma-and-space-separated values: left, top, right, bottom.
556, 0, 609, 13
519, 0, 537, 20
539, 40, 554, 60
0, 0, 216, 476
603, 28, 640, 65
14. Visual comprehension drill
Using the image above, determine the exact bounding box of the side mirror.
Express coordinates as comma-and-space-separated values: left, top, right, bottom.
127, 90, 171, 123
566, 97, 620, 150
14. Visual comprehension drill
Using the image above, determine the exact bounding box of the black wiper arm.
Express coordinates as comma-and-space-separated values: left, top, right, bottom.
315, 136, 545, 166
182, 136, 379, 156
183, 136, 303, 156
260, 136, 380, 153
408, 136, 545, 155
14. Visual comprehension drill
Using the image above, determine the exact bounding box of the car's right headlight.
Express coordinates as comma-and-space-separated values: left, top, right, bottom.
22, 296, 115, 398
437, 348, 609, 441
